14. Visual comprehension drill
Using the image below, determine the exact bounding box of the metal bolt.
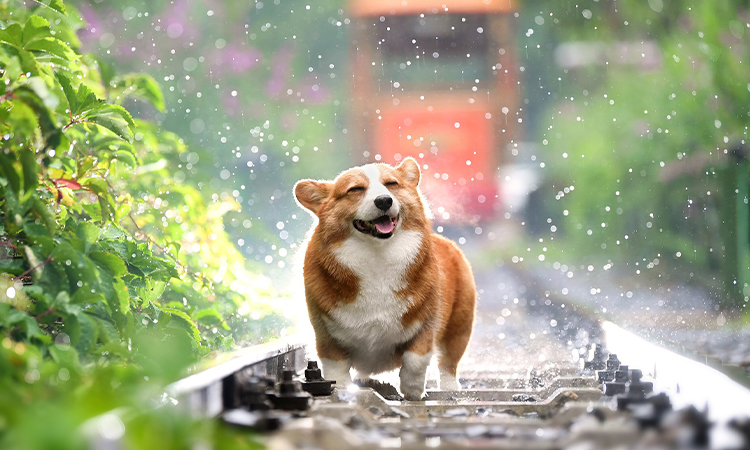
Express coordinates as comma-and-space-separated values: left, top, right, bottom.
279, 370, 298, 395
305, 360, 324, 381
604, 382, 626, 396
606, 354, 621, 371
614, 365, 630, 383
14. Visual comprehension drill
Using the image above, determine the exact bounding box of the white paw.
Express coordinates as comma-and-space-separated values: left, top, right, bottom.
399, 351, 431, 401
400, 377, 425, 401
320, 358, 352, 386
439, 369, 460, 391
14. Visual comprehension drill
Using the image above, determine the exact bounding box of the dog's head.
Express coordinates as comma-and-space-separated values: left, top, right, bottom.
294, 158, 427, 239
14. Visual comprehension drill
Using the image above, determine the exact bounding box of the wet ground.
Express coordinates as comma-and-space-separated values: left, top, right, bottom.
525, 260, 750, 375
441, 223, 750, 382
459, 265, 578, 380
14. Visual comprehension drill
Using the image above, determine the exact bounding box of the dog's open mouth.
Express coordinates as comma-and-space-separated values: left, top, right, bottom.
353, 215, 399, 239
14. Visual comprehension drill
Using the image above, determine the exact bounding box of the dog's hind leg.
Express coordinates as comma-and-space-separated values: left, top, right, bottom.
437, 291, 475, 390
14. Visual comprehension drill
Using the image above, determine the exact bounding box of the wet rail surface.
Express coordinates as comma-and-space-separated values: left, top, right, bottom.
161, 262, 750, 450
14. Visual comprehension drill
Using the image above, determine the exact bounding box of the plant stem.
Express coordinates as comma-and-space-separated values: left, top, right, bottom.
12, 256, 53, 281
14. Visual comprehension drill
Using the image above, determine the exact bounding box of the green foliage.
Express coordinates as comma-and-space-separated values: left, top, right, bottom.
0, 1, 290, 447
523, 0, 750, 304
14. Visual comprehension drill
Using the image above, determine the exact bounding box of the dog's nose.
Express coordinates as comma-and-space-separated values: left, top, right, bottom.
374, 195, 393, 211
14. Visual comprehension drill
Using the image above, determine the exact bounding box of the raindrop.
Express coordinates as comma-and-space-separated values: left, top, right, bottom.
54, 333, 71, 351
183, 57, 198, 71
190, 119, 205, 134
167, 23, 184, 38
122, 7, 137, 21
98, 414, 126, 441
648, 0, 664, 13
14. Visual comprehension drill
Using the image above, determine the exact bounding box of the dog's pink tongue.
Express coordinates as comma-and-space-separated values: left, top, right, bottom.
373, 216, 395, 234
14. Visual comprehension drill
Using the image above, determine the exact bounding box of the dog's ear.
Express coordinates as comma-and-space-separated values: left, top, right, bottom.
396, 157, 421, 187
294, 179, 332, 215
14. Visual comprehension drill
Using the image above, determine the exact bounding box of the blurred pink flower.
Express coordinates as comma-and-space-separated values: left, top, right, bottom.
297, 74, 329, 104
223, 93, 242, 115
266, 45, 294, 97
210, 44, 262, 75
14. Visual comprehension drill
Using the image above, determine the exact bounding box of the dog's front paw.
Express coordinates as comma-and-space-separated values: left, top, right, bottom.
320, 358, 352, 387
400, 382, 425, 401
400, 351, 430, 401
439, 369, 460, 391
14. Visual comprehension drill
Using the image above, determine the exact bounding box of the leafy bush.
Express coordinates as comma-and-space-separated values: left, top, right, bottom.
523, 0, 750, 306
0, 1, 289, 446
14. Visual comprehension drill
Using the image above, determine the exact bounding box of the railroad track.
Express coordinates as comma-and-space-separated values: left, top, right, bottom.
157, 266, 750, 450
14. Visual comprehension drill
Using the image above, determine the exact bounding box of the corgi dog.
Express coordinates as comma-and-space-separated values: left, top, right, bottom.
293, 158, 476, 400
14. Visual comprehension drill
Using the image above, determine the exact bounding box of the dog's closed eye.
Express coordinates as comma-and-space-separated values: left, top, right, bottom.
347, 186, 365, 194
384, 181, 398, 187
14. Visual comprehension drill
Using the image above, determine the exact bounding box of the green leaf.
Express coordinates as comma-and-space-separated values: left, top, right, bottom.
136, 279, 166, 305
75, 83, 100, 116
69, 289, 105, 306
81, 178, 115, 223
88, 251, 127, 277
55, 72, 78, 115
77, 155, 96, 178
97, 342, 128, 357
14, 85, 63, 149
74, 312, 98, 353
21, 16, 51, 46
20, 315, 50, 343
30, 197, 57, 234
95, 104, 135, 128
35, 0, 68, 16
49, 345, 80, 370
89, 134, 135, 154
0, 258, 25, 276
112, 278, 130, 313
19, 149, 39, 194
87, 114, 133, 141
100, 239, 128, 259
85, 105, 135, 141
193, 308, 228, 329
0, 151, 22, 194
75, 222, 100, 251
160, 307, 201, 343
0, 24, 23, 47
100, 226, 125, 240
91, 315, 120, 344
25, 37, 76, 61
0, 308, 28, 327
113, 149, 137, 167
24, 76, 60, 110
111, 73, 166, 111
17, 48, 41, 76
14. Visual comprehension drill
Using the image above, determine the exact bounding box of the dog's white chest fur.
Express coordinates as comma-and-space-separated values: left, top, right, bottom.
327, 229, 423, 373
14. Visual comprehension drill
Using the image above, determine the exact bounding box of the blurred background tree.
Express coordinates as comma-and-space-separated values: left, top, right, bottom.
518, 0, 750, 309
76, 0, 353, 281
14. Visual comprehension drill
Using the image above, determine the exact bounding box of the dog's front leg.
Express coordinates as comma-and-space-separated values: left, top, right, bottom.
312, 321, 353, 387
399, 329, 434, 401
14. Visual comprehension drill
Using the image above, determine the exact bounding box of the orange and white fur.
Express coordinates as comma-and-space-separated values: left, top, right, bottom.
294, 158, 476, 400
